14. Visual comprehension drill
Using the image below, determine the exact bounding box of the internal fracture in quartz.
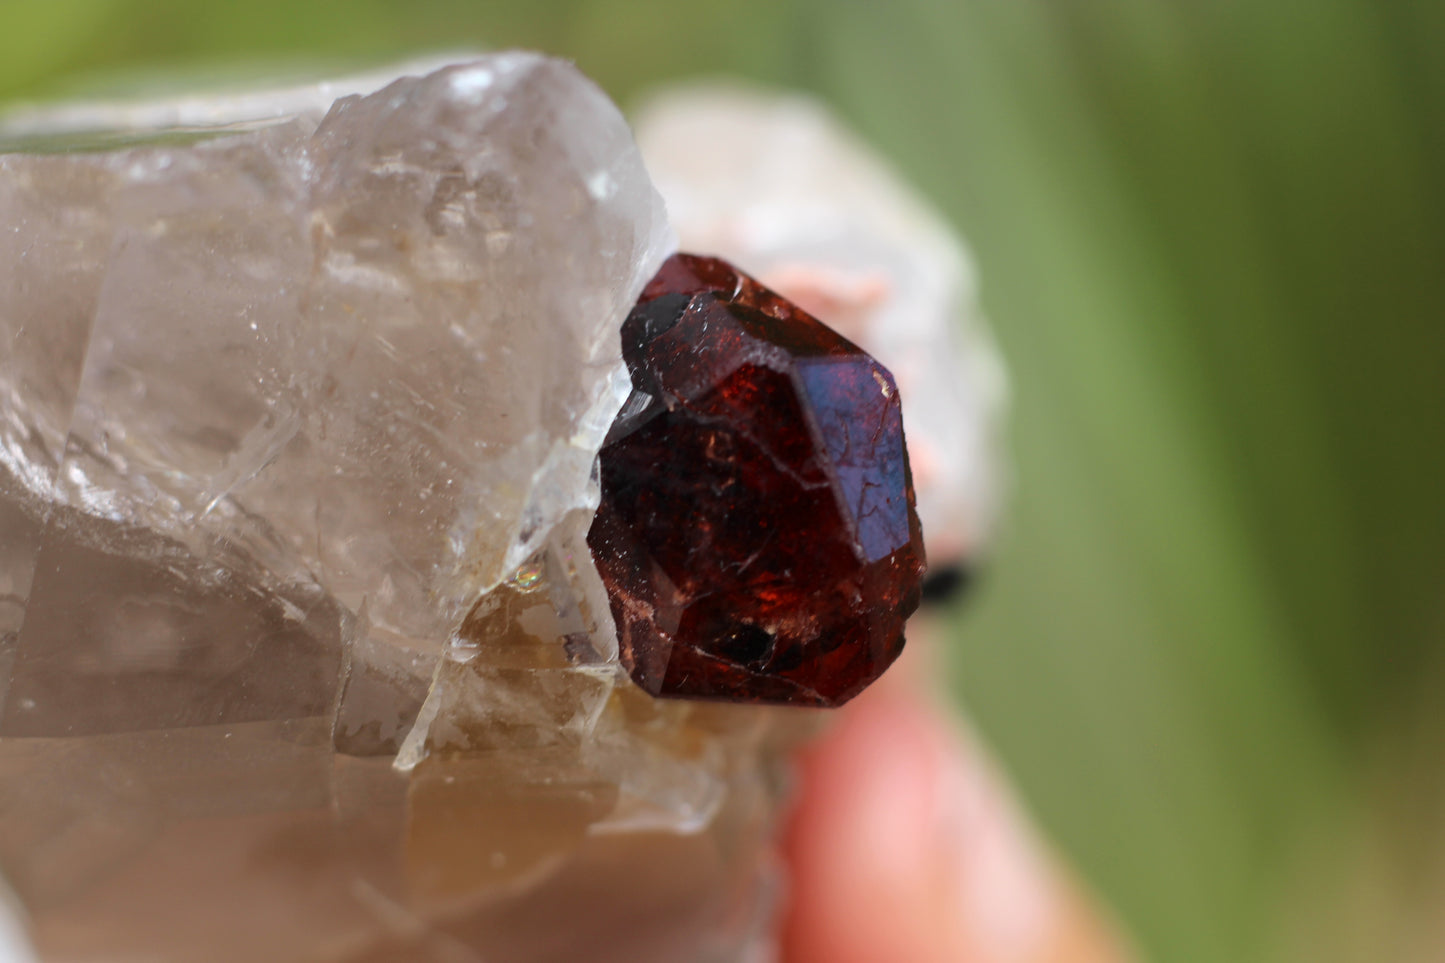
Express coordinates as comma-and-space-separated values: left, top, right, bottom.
588, 254, 926, 707
0, 57, 799, 963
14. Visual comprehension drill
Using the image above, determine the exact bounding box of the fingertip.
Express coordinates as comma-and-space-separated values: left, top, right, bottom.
780, 685, 1132, 963
781, 691, 968, 963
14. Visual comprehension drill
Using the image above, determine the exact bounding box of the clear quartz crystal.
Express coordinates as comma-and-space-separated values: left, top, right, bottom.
0, 57, 803, 962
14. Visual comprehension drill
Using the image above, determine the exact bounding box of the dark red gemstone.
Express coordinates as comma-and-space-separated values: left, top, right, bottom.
587, 254, 926, 707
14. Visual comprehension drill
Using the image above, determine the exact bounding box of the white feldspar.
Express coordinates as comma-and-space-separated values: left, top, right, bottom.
633, 85, 1006, 563
0, 58, 794, 963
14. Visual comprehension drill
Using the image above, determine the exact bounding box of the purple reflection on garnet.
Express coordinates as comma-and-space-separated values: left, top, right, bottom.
587, 254, 926, 707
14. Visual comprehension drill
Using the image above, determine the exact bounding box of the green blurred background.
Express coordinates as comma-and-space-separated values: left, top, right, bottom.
3, 1, 1442, 961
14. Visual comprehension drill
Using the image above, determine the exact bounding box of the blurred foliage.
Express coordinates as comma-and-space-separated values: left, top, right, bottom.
2, 1, 1443, 961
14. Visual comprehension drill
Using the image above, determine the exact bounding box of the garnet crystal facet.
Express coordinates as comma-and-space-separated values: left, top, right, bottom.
587, 254, 926, 707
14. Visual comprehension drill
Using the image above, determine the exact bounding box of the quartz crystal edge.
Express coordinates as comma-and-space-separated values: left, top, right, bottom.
0, 53, 488, 148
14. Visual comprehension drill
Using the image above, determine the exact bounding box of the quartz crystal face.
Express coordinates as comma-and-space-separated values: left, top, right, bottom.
0, 58, 812, 963
589, 254, 926, 707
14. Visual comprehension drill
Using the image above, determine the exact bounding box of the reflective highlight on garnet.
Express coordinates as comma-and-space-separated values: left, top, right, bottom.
587, 254, 927, 707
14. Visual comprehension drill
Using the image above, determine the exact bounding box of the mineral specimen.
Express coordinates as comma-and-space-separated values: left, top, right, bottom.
0, 56, 805, 963
589, 254, 925, 706
0, 57, 1000, 963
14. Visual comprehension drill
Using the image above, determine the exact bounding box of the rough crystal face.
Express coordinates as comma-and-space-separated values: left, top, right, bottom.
0, 59, 811, 963
588, 254, 926, 707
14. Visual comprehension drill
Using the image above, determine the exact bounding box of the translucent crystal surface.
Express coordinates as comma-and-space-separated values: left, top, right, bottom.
0, 58, 801, 962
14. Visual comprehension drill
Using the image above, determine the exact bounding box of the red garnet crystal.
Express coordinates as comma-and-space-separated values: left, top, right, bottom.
586, 254, 926, 707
